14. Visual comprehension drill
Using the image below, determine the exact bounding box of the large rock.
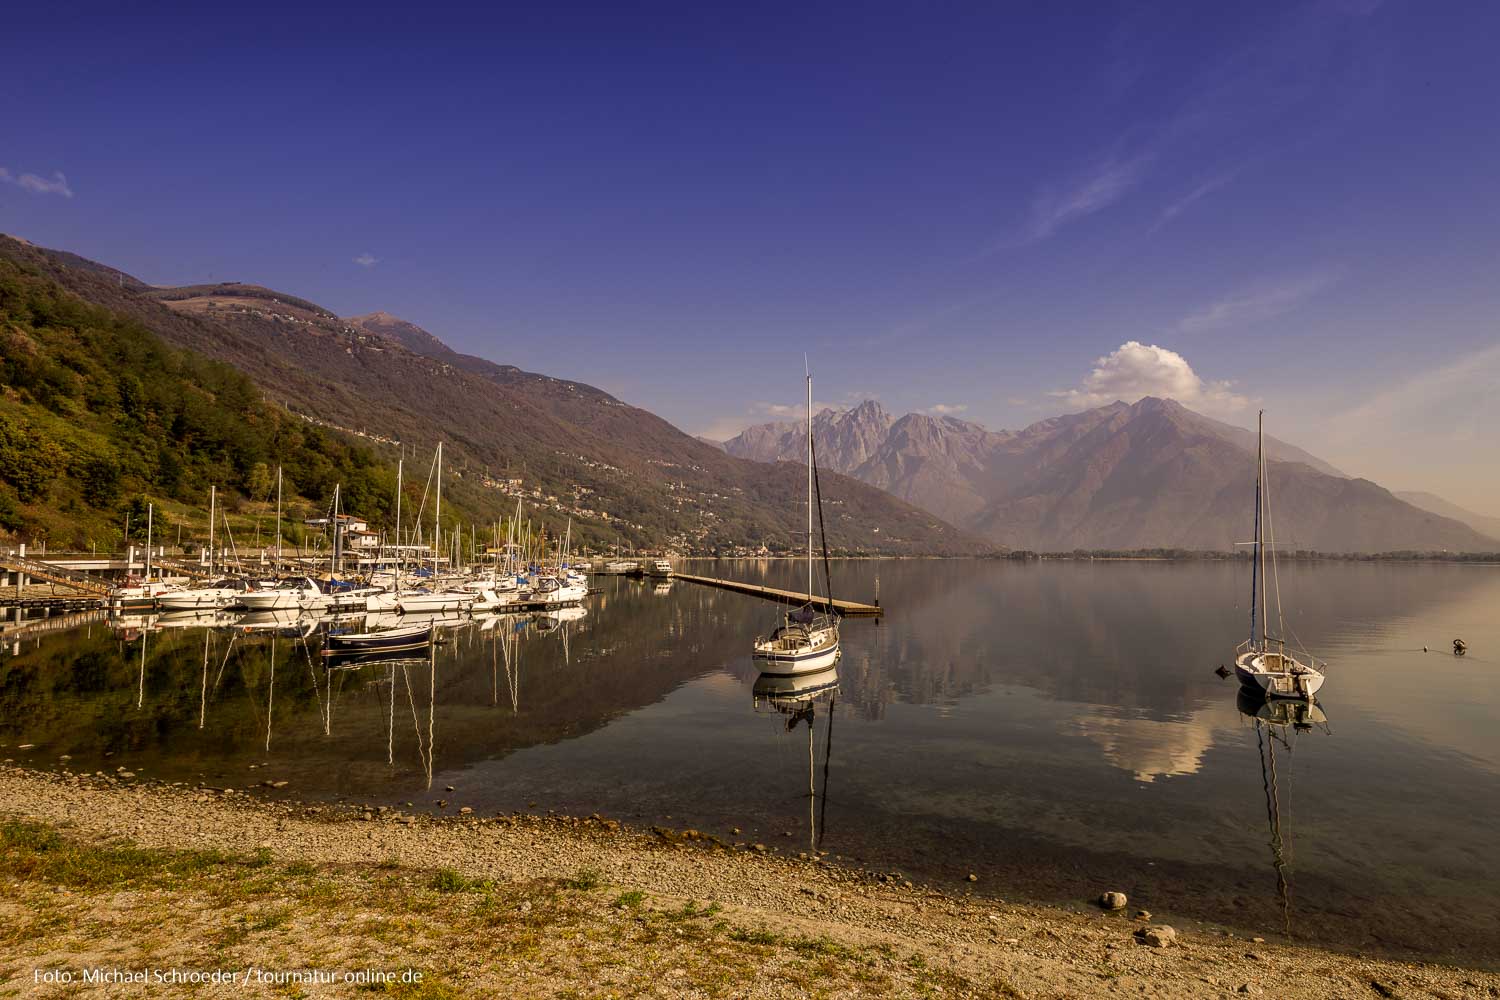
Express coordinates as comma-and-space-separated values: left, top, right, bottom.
1099, 891, 1128, 910
1135, 924, 1177, 948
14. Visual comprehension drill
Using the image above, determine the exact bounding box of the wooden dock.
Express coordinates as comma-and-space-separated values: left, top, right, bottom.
671, 574, 883, 617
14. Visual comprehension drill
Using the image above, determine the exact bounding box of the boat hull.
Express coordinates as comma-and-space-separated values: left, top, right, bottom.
324, 624, 433, 655
1234, 651, 1325, 699
752, 641, 841, 676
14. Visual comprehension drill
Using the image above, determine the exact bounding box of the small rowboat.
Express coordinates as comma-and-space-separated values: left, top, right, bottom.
323, 622, 433, 655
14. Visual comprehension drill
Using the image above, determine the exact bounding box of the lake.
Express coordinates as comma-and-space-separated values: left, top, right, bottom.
3, 559, 1498, 967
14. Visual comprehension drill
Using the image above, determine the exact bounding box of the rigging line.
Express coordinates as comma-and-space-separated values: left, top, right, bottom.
211, 632, 239, 696
402, 662, 427, 775
809, 433, 836, 611
1267, 719, 1292, 937
1264, 452, 1286, 643
818, 692, 836, 852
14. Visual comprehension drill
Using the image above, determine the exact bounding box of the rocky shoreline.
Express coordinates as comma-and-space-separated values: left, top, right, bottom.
2, 764, 1496, 998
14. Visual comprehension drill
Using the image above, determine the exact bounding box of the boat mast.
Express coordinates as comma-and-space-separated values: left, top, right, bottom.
807, 363, 814, 601
1249, 410, 1263, 647
275, 466, 283, 566
394, 457, 403, 598
145, 502, 154, 582
434, 442, 443, 579
330, 483, 341, 581
208, 485, 216, 576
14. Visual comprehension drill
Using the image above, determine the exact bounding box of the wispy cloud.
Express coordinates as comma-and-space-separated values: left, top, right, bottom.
1175, 272, 1338, 334
1020, 153, 1154, 245
1, 167, 73, 198
353, 253, 379, 268
924, 403, 968, 416
1054, 340, 1248, 417
1153, 169, 1240, 230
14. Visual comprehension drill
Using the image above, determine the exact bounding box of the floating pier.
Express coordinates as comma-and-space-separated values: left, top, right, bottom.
671, 573, 883, 617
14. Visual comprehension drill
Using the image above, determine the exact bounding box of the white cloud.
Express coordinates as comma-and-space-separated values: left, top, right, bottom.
924, 403, 968, 415
1, 167, 73, 198
353, 253, 379, 268
1175, 272, 1336, 334
1054, 340, 1248, 416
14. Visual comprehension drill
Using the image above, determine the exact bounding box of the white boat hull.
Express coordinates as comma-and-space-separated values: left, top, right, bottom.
1234, 651, 1325, 699
753, 631, 841, 676
398, 591, 477, 613
158, 589, 241, 611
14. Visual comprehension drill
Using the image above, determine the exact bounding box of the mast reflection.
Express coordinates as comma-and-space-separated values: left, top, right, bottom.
1237, 687, 1331, 937
753, 665, 839, 853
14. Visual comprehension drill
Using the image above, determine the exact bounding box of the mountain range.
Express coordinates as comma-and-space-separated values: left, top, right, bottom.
0, 235, 982, 556
721, 398, 1495, 552
3, 232, 1490, 555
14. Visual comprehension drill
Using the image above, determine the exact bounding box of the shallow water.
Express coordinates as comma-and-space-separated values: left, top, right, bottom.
3, 560, 1498, 966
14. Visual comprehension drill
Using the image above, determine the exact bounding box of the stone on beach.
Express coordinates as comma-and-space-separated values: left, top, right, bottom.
1099, 891, 1127, 910
1136, 924, 1177, 948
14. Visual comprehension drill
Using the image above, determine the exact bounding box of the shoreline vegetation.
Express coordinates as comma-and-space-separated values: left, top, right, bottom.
3, 766, 1496, 998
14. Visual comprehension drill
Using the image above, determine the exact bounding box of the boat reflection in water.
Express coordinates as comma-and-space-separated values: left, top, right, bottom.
1237, 687, 1331, 937
753, 665, 839, 853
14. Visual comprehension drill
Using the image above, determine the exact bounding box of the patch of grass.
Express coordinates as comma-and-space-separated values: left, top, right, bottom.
612, 890, 645, 909
284, 859, 318, 877
428, 867, 494, 893
0, 820, 235, 888
563, 867, 603, 891
729, 926, 781, 947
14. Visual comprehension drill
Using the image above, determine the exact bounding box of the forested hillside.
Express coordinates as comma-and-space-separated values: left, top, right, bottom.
0, 258, 407, 549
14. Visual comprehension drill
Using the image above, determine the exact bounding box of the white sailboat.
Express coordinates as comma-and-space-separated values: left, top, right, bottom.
160, 488, 250, 610
1233, 411, 1326, 700
398, 442, 476, 614
752, 366, 841, 676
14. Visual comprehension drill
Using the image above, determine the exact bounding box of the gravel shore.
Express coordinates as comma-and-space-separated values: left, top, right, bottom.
2, 765, 1496, 998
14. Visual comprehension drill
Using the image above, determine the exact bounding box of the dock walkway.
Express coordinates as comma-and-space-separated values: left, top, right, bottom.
670, 574, 883, 617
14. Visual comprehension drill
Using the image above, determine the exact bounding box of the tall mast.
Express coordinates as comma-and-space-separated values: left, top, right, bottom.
145, 502, 154, 581
394, 457, 403, 598
434, 442, 443, 577
330, 483, 341, 580
807, 364, 814, 600
274, 466, 283, 565
208, 485, 216, 575
1249, 410, 1263, 646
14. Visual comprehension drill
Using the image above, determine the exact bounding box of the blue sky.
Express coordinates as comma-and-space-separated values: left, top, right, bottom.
4, 1, 1498, 511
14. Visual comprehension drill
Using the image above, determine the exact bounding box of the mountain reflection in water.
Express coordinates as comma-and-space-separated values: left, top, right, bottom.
2, 560, 1498, 967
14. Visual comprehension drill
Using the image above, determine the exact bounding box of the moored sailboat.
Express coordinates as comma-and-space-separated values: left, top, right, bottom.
752, 365, 841, 676
1233, 411, 1326, 700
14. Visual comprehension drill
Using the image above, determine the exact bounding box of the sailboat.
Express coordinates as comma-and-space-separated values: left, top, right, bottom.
398, 442, 478, 613
1234, 411, 1326, 700
159, 487, 252, 610
752, 366, 841, 675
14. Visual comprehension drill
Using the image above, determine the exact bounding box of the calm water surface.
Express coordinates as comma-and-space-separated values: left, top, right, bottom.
3, 560, 1498, 966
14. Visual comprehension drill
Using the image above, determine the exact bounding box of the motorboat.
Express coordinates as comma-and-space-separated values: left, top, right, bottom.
240, 577, 332, 612
156, 578, 250, 611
